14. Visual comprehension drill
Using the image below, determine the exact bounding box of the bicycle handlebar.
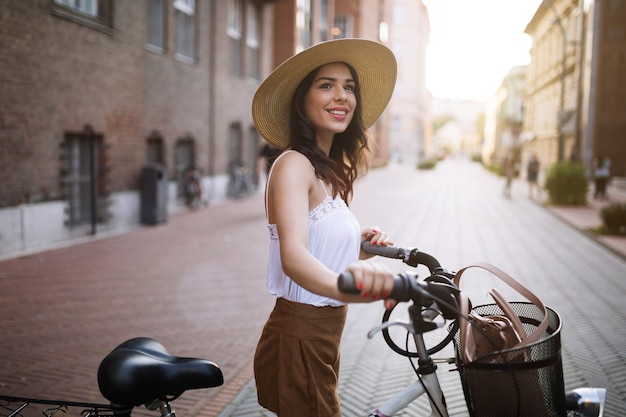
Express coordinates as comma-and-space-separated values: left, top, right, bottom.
339, 242, 459, 319
361, 241, 442, 273
338, 270, 429, 303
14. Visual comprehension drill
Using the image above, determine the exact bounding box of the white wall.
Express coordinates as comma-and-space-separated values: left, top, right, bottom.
0, 175, 232, 261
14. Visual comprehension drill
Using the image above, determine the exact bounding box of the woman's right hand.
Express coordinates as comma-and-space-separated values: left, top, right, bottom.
345, 261, 396, 309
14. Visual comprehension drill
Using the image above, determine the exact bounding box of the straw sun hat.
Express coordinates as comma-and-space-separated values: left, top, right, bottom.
252, 38, 397, 149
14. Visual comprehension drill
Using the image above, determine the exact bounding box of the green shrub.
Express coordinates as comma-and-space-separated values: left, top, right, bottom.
544, 162, 588, 205
600, 202, 626, 234
417, 159, 437, 170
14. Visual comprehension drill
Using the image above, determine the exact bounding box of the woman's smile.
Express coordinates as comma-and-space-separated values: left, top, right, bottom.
304, 62, 356, 139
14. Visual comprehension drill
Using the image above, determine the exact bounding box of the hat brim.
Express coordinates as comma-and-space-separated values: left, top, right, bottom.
252, 38, 397, 149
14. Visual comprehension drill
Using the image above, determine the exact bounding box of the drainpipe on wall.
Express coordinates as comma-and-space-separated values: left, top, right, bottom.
573, 0, 585, 164
207, 0, 217, 202
86, 124, 98, 235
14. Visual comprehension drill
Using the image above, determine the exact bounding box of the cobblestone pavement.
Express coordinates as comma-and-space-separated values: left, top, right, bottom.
1, 159, 624, 417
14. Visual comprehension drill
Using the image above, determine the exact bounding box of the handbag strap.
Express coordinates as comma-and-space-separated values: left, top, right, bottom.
457, 290, 475, 363
489, 287, 526, 340
454, 262, 548, 346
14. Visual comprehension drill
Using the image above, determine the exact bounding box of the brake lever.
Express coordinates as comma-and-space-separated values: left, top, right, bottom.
367, 321, 415, 339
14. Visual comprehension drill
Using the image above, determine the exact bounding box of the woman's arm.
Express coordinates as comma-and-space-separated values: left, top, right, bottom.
268, 152, 394, 305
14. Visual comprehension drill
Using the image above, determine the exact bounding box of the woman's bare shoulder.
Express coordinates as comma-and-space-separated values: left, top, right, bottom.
273, 151, 314, 175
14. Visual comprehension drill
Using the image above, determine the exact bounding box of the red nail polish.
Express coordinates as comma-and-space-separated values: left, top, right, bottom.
357, 283, 363, 290
362, 292, 368, 298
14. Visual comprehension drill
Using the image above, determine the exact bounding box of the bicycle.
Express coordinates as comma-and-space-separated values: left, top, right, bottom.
0, 338, 223, 417
226, 163, 254, 199
337, 241, 607, 417
184, 168, 206, 209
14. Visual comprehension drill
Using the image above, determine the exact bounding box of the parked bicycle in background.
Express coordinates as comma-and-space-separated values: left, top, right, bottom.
227, 160, 254, 199
183, 167, 205, 209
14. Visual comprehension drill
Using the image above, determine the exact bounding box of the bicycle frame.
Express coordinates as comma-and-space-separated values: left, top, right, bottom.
0, 396, 120, 417
357, 278, 453, 417
373, 374, 447, 417
369, 332, 448, 417
0, 395, 181, 417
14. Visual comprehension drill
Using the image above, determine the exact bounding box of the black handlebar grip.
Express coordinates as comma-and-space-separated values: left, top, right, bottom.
361, 241, 405, 259
338, 271, 415, 302
337, 272, 360, 294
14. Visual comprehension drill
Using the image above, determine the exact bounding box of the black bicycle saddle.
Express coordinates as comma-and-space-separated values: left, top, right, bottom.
97, 337, 223, 407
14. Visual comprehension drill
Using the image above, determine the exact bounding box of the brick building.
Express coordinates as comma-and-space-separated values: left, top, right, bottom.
1, 0, 421, 259
0, 0, 272, 257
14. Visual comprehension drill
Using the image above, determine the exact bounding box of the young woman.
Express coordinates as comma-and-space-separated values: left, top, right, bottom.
251, 39, 398, 417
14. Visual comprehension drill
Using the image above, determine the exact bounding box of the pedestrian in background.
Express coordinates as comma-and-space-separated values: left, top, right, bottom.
594, 154, 611, 200
527, 153, 540, 199
251, 39, 398, 417
502, 153, 515, 198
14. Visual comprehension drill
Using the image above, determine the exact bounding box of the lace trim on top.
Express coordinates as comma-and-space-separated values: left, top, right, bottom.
268, 195, 348, 239
309, 196, 347, 223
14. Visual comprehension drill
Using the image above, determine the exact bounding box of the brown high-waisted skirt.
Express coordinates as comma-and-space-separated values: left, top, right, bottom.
254, 298, 348, 417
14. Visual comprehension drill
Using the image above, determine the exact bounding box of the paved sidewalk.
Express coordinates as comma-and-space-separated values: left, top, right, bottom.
219, 160, 626, 416
544, 190, 626, 260
1, 160, 624, 417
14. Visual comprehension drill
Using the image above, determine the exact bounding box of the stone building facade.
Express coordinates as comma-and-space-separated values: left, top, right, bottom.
522, 0, 626, 178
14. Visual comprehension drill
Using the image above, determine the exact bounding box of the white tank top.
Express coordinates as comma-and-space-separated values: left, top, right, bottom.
265, 151, 361, 307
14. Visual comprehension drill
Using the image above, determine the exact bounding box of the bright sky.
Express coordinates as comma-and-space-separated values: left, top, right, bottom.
423, 0, 544, 101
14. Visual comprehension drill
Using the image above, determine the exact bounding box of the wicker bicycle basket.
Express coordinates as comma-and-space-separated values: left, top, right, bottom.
453, 302, 566, 417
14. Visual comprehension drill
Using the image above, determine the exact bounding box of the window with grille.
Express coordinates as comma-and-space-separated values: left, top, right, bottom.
174, 0, 196, 61
147, 131, 165, 165
60, 128, 109, 226
147, 0, 166, 51
229, 123, 243, 166
174, 137, 195, 197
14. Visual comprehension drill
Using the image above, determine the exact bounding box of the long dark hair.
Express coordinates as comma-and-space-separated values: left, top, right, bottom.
289, 63, 370, 204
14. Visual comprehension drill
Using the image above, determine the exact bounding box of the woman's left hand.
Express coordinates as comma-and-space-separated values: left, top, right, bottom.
360, 227, 393, 259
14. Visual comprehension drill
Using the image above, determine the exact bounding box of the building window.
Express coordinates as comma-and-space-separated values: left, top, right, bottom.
228, 0, 244, 76
228, 123, 243, 166
246, 2, 261, 81
174, 137, 195, 196
147, 0, 166, 51
60, 127, 109, 226
332, 15, 353, 39
296, 0, 312, 49
52, 0, 113, 31
248, 126, 260, 184
319, 0, 329, 41
174, 0, 196, 61
55, 0, 98, 16
147, 131, 165, 165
